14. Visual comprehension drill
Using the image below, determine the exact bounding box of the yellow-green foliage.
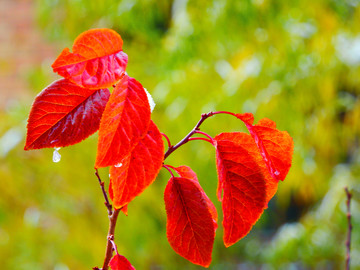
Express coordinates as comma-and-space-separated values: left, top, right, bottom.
0, 0, 359, 269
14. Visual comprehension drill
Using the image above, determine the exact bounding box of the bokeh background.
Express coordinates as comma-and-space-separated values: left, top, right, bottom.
1, 0, 360, 269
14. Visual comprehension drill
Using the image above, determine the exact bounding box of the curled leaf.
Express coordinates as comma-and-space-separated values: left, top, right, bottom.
236, 113, 294, 181
52, 28, 128, 89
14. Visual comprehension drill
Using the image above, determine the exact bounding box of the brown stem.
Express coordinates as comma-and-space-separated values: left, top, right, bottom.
102, 208, 121, 270
345, 187, 352, 270
108, 235, 118, 254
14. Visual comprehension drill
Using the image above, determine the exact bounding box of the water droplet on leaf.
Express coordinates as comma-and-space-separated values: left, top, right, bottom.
114, 163, 123, 168
274, 170, 280, 176
53, 147, 61, 163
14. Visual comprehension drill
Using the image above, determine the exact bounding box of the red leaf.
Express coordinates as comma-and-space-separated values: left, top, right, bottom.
164, 176, 216, 267
24, 79, 110, 150
236, 113, 294, 181
108, 184, 129, 215
215, 132, 271, 247
95, 75, 151, 168
121, 205, 128, 216
172, 166, 218, 224
52, 28, 128, 89
109, 254, 136, 270
109, 121, 164, 209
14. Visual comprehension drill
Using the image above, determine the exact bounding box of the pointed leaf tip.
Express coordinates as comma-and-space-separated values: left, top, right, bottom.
52, 28, 128, 89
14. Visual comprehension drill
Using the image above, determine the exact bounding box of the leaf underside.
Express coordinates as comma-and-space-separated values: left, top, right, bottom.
52, 28, 128, 89
236, 113, 294, 181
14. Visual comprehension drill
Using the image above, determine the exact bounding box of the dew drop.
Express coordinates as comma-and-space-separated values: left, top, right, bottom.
53, 147, 61, 163
114, 163, 123, 168
274, 170, 280, 176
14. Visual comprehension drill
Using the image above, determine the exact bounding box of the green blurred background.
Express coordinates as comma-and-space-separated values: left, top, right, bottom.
1, 0, 360, 269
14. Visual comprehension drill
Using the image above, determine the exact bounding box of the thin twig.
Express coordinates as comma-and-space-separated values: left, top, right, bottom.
164, 112, 215, 160
161, 133, 172, 149
188, 137, 213, 144
194, 130, 215, 142
162, 164, 176, 178
345, 187, 352, 270
95, 169, 113, 216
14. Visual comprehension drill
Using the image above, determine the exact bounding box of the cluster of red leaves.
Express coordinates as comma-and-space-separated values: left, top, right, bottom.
163, 112, 293, 267
24, 29, 294, 269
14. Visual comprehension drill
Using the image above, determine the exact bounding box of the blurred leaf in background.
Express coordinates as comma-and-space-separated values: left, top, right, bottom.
0, 0, 359, 269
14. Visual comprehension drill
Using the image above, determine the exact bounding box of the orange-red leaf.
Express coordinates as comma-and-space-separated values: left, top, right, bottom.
121, 205, 128, 215
52, 28, 128, 89
109, 254, 135, 270
236, 113, 294, 181
215, 132, 272, 247
164, 176, 216, 267
108, 185, 129, 215
95, 75, 151, 168
109, 121, 164, 209
173, 166, 218, 225
24, 79, 110, 150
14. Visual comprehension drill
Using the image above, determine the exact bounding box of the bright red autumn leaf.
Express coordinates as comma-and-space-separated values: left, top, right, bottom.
164, 176, 216, 267
109, 254, 136, 270
24, 79, 110, 150
172, 165, 218, 225
95, 75, 151, 168
108, 183, 129, 215
215, 132, 270, 247
108, 120, 164, 209
236, 113, 294, 181
52, 28, 128, 89
121, 205, 128, 215
108, 182, 128, 216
